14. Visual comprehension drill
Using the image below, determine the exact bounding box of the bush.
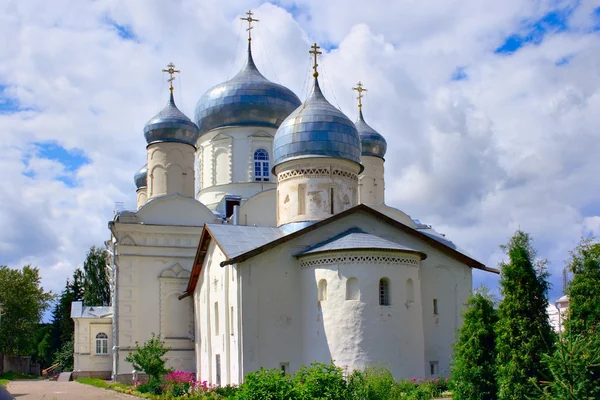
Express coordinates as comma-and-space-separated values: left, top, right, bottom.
125, 333, 171, 384
292, 362, 348, 400
165, 370, 195, 397
136, 379, 163, 395
234, 367, 294, 400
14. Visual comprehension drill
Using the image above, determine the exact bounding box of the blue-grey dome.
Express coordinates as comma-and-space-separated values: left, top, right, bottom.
134, 164, 147, 189
355, 109, 387, 159
144, 92, 200, 147
273, 78, 362, 168
194, 43, 301, 136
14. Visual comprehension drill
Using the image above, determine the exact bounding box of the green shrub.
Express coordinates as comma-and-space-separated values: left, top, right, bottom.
125, 333, 171, 384
292, 362, 348, 400
361, 365, 395, 400
136, 379, 163, 395
234, 367, 294, 400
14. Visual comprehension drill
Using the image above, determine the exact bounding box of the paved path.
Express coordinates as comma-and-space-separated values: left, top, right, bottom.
0, 385, 13, 400
5, 380, 136, 400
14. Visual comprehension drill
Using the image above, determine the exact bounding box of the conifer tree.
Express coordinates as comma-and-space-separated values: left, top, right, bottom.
82, 245, 110, 306
564, 239, 600, 335
495, 231, 553, 400
451, 288, 498, 400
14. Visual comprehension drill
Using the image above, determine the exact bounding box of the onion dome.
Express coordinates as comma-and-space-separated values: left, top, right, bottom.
273, 77, 362, 169
144, 92, 200, 147
355, 109, 387, 159
134, 164, 147, 189
194, 43, 301, 136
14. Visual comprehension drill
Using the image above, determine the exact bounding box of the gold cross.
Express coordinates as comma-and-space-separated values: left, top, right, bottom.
162, 62, 180, 93
309, 43, 322, 78
240, 10, 259, 42
352, 81, 368, 109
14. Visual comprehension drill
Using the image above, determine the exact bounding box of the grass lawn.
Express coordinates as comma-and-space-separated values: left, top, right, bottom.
0, 379, 9, 387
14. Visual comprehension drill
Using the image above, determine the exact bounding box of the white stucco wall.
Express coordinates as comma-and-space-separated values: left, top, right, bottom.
136, 188, 148, 210
147, 142, 196, 199
193, 242, 241, 386
235, 210, 473, 380
196, 126, 277, 209
238, 189, 277, 227
274, 158, 361, 227
358, 156, 385, 206
299, 250, 425, 378
111, 215, 211, 378
73, 318, 113, 373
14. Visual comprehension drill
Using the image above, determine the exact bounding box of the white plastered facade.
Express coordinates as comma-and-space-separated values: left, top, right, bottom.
192, 210, 474, 385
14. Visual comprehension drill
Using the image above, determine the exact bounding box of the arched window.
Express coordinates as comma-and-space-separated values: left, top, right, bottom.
346, 277, 360, 300
95, 332, 108, 354
318, 279, 328, 301
379, 278, 390, 306
406, 279, 414, 304
254, 149, 270, 182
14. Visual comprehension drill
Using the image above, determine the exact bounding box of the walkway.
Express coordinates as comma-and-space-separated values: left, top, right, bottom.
4, 380, 135, 400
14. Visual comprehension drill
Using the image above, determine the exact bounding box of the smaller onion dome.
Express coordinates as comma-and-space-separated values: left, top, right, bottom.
194, 43, 301, 136
134, 164, 147, 189
144, 92, 200, 147
273, 78, 362, 169
355, 109, 387, 159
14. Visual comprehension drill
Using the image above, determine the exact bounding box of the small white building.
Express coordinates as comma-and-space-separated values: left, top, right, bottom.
73, 29, 498, 383
547, 295, 570, 333
71, 301, 113, 379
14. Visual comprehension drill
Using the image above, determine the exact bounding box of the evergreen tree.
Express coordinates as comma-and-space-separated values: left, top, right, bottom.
82, 245, 110, 306
0, 265, 55, 356
50, 269, 84, 359
495, 231, 554, 400
564, 239, 600, 335
451, 288, 498, 400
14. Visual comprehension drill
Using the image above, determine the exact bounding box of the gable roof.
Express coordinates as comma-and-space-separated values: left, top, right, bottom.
294, 227, 426, 259
182, 204, 498, 298
204, 224, 286, 258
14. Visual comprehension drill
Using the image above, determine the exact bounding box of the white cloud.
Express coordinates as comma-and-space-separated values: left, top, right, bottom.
0, 0, 597, 305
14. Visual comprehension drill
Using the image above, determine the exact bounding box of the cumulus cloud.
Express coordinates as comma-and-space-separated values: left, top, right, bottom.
0, 0, 598, 306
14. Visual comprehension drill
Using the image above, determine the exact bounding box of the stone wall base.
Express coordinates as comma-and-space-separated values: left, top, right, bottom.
72, 371, 112, 380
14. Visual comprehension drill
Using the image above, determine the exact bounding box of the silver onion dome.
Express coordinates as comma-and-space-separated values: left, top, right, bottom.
144, 92, 200, 147
355, 109, 387, 159
134, 164, 147, 189
273, 78, 363, 168
194, 43, 301, 136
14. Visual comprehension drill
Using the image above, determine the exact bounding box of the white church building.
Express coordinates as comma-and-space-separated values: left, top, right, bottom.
72, 20, 498, 383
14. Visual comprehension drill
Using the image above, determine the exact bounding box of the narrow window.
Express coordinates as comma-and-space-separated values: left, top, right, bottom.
429, 361, 439, 376
280, 362, 289, 376
330, 187, 334, 214
215, 355, 221, 386
298, 184, 306, 215
95, 332, 108, 354
379, 278, 390, 306
406, 279, 414, 304
214, 302, 219, 336
318, 279, 328, 301
433, 299, 439, 315
346, 277, 360, 301
253, 149, 270, 182
230, 306, 234, 336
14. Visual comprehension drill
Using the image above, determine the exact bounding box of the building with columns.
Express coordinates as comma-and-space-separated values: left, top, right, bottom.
72, 14, 498, 383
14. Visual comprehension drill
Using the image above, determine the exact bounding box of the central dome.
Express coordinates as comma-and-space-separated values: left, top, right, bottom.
194, 43, 301, 136
273, 78, 362, 168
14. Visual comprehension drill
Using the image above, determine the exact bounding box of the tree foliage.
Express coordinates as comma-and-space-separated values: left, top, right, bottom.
0, 265, 54, 356
125, 333, 171, 384
536, 327, 600, 399
564, 239, 600, 336
495, 231, 554, 400
82, 246, 110, 307
451, 288, 498, 400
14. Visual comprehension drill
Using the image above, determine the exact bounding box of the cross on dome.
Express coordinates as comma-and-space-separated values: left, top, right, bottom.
240, 10, 259, 42
352, 81, 368, 109
162, 62, 180, 93
309, 43, 322, 78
